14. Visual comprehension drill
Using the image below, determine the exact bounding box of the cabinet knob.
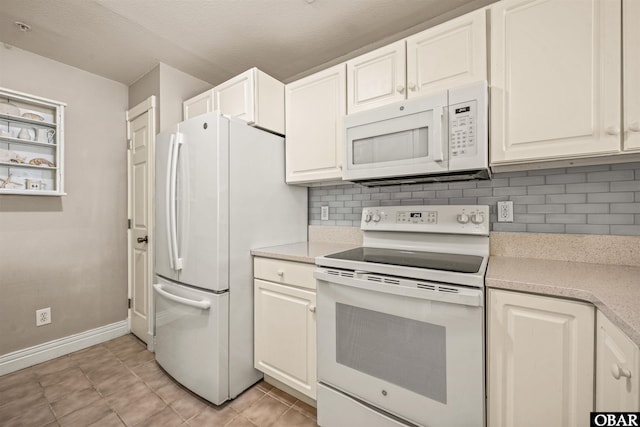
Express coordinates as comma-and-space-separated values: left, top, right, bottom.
277, 270, 284, 276
611, 363, 632, 380
309, 305, 316, 313
407, 82, 417, 92
606, 126, 620, 136
629, 121, 640, 132
396, 85, 405, 94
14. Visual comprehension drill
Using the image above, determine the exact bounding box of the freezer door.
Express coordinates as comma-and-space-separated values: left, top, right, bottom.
173, 113, 229, 292
155, 128, 180, 283
153, 276, 229, 404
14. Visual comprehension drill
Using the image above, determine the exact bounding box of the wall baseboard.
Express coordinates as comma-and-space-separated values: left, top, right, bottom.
0, 320, 129, 376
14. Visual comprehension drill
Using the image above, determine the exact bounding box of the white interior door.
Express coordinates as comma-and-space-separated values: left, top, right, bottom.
127, 96, 156, 346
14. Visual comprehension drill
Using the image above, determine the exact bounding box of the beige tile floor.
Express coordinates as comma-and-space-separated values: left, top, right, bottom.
0, 334, 318, 426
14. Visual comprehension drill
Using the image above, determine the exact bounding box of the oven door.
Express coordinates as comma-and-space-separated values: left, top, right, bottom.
316, 269, 485, 427
343, 93, 448, 181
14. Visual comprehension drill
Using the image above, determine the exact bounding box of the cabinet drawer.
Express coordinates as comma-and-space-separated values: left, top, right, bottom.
254, 257, 316, 290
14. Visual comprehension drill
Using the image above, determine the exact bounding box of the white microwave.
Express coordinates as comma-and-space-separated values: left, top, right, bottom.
343, 81, 489, 186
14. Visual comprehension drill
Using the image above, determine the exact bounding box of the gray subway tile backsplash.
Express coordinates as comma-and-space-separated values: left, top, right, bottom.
308, 162, 640, 235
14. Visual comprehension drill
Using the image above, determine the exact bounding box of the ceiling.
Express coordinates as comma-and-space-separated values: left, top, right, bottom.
0, 0, 496, 87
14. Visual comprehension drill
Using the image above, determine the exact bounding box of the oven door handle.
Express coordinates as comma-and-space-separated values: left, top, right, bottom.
315, 269, 483, 307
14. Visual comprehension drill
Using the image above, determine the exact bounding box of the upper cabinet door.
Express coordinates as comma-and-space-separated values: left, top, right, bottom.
183, 89, 215, 121
490, 0, 621, 165
285, 64, 346, 184
624, 0, 640, 151
214, 68, 285, 135
214, 69, 255, 124
346, 41, 406, 114
406, 8, 487, 98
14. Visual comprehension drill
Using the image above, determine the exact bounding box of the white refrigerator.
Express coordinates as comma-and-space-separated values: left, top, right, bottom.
153, 112, 307, 404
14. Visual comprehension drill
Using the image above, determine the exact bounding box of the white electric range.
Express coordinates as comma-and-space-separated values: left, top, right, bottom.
315, 205, 489, 427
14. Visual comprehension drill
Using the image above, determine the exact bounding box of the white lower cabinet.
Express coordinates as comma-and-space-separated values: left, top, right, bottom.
488, 289, 594, 427
253, 257, 317, 399
596, 310, 640, 411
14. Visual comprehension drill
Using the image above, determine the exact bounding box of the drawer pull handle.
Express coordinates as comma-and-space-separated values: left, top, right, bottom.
309, 305, 316, 313
611, 363, 632, 380
277, 270, 284, 276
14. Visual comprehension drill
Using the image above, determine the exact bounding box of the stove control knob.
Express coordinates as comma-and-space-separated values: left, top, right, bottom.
372, 213, 381, 223
471, 213, 485, 224
456, 213, 470, 224
364, 212, 372, 223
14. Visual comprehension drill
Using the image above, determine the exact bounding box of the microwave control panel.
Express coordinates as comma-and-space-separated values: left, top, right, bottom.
450, 100, 477, 158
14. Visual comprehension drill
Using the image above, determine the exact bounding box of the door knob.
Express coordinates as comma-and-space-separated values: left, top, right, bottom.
137, 236, 148, 243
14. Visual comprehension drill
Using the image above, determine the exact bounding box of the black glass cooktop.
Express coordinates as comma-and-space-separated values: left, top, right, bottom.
325, 247, 484, 274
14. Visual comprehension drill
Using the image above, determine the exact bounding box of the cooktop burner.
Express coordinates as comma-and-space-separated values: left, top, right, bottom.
325, 247, 484, 274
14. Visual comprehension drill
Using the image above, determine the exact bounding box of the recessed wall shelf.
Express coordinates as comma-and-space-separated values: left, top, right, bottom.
0, 87, 66, 196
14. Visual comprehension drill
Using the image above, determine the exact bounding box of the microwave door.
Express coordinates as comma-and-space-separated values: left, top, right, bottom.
344, 93, 448, 181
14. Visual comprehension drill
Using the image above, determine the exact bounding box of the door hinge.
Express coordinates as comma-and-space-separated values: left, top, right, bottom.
128, 298, 131, 309
127, 139, 132, 150
128, 219, 132, 229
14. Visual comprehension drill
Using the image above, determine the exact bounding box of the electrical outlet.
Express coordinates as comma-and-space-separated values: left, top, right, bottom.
25, 179, 41, 190
321, 206, 329, 221
36, 307, 51, 326
497, 201, 514, 222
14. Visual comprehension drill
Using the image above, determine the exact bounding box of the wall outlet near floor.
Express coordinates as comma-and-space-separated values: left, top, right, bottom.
321, 205, 329, 221
36, 307, 51, 326
497, 201, 514, 222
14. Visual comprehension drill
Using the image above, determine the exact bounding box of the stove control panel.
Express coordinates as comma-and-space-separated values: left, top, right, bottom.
361, 205, 489, 235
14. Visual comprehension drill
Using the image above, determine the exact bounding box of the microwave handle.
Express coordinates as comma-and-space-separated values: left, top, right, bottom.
432, 105, 446, 162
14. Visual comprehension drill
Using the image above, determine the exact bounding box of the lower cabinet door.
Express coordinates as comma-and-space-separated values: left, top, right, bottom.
488, 289, 594, 427
254, 279, 316, 399
596, 310, 640, 411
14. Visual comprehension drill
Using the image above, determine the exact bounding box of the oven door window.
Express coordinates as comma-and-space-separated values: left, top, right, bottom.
336, 303, 447, 404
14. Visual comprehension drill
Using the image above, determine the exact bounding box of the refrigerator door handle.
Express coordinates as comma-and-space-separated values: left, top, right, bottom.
165, 134, 175, 270
153, 284, 211, 310
169, 133, 183, 270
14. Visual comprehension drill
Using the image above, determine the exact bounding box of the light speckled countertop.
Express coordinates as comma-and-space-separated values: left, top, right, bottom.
252, 231, 640, 346
251, 241, 359, 264
487, 257, 640, 346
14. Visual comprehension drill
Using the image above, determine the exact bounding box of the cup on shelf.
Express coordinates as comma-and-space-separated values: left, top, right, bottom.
36, 128, 53, 143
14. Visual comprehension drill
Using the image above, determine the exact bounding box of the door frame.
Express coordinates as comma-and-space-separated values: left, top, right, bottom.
126, 96, 156, 350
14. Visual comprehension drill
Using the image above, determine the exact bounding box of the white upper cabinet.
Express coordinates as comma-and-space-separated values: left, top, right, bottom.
214, 68, 285, 135
183, 89, 215, 121
596, 310, 640, 411
345, 9, 487, 115
624, 0, 640, 151
183, 68, 284, 134
346, 41, 406, 114
488, 289, 594, 427
490, 0, 622, 165
406, 8, 487, 99
285, 64, 346, 184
